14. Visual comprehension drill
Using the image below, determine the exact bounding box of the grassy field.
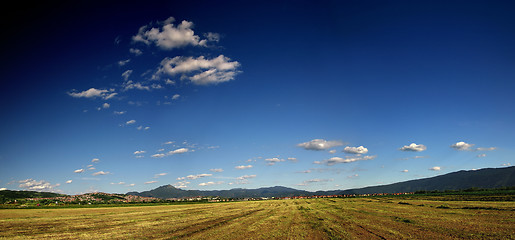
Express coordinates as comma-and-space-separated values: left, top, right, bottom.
1, 197, 513, 239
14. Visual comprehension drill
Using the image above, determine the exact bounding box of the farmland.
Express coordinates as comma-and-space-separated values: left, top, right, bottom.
1, 197, 513, 239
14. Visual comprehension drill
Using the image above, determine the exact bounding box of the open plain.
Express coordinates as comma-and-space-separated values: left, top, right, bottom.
1, 197, 514, 239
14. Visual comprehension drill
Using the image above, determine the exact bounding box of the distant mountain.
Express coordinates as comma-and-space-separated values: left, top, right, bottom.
128, 185, 310, 199
339, 166, 515, 194
128, 166, 515, 198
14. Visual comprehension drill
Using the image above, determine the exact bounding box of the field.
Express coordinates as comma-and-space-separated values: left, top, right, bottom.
1, 197, 514, 239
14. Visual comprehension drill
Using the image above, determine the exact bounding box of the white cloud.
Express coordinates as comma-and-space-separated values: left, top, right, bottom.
18, 179, 59, 191
343, 146, 368, 154
168, 148, 189, 155
163, 141, 174, 145
132, 17, 209, 50
122, 70, 133, 81
210, 168, 224, 172
429, 166, 441, 171
123, 81, 151, 91
236, 175, 256, 180
151, 153, 166, 158
134, 150, 145, 155
111, 182, 126, 185
173, 181, 190, 188
199, 181, 224, 186
66, 180, 73, 184
477, 153, 487, 158
401, 169, 409, 173
400, 143, 427, 152
347, 174, 359, 179
127, 184, 135, 187
177, 173, 212, 180
287, 157, 298, 162
476, 147, 497, 151
91, 158, 100, 163
145, 181, 158, 184
92, 171, 110, 176
501, 163, 511, 166
68, 88, 117, 100
235, 165, 253, 170
165, 79, 176, 85
297, 178, 332, 186
154, 173, 167, 178
297, 170, 311, 173
172, 94, 180, 100
297, 139, 343, 151
126, 120, 136, 125
204, 32, 220, 42
102, 103, 110, 109
329, 150, 337, 154
74, 169, 84, 173
118, 59, 130, 66
450, 141, 474, 151
154, 55, 241, 85
129, 48, 142, 56
114, 111, 126, 115
316, 155, 376, 166
265, 157, 285, 165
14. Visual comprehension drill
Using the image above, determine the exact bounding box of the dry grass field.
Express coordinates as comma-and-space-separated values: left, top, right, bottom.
1, 198, 514, 239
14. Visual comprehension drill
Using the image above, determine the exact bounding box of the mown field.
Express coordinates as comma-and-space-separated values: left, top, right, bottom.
1, 197, 513, 239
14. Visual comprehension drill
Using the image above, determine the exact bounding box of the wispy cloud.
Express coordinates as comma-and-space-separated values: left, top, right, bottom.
145, 181, 158, 184
92, 171, 110, 176
429, 166, 441, 171
297, 139, 343, 151
235, 165, 253, 170
74, 169, 84, 173
210, 168, 223, 172
297, 178, 332, 186
91, 158, 100, 163
199, 181, 224, 186
177, 173, 212, 180
315, 155, 376, 166
265, 157, 285, 165
154, 173, 167, 178
134, 150, 145, 155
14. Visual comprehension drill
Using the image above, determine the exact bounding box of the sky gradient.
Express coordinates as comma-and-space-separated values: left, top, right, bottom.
1, 1, 514, 194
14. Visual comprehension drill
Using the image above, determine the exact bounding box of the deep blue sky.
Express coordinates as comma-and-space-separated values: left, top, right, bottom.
1, 1, 514, 194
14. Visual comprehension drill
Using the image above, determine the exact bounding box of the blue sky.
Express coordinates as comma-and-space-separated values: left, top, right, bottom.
1, 1, 514, 194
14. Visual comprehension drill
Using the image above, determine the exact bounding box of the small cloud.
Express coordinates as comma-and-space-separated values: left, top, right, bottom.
66, 180, 73, 184
476, 147, 497, 151
68, 88, 117, 100
92, 171, 110, 176
401, 169, 409, 173
122, 70, 133, 81
236, 175, 256, 180
316, 155, 376, 166
168, 148, 189, 155
265, 157, 284, 165
450, 141, 474, 151
127, 183, 136, 187
134, 150, 146, 155
177, 173, 212, 180
477, 153, 487, 158
154, 173, 167, 178
88, 167, 96, 170
91, 158, 100, 163
343, 146, 369, 154
297, 170, 311, 173
199, 181, 224, 186
111, 182, 126, 185
298, 139, 343, 151
118, 59, 131, 66
297, 178, 332, 186
235, 165, 253, 170
329, 150, 337, 154
347, 174, 359, 179
172, 94, 180, 100
145, 181, 158, 184
287, 157, 298, 162
501, 163, 511, 167
102, 103, 110, 109
210, 168, 224, 172
165, 79, 176, 85
152, 153, 166, 158
400, 143, 427, 152
126, 120, 136, 125
163, 141, 174, 145
129, 48, 143, 56
74, 169, 84, 173
429, 166, 441, 171
114, 111, 126, 115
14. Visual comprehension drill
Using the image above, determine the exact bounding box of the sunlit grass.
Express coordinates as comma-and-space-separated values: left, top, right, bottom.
1, 198, 513, 239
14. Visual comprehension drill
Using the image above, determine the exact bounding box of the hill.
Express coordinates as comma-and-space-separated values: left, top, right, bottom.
129, 166, 515, 198
339, 166, 515, 194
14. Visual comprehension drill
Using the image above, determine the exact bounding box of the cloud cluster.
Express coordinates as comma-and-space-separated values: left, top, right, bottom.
343, 146, 368, 154
399, 143, 427, 152
451, 141, 497, 152
315, 155, 376, 166
151, 148, 189, 158
154, 55, 241, 85
18, 179, 59, 191
298, 139, 343, 151
265, 158, 284, 165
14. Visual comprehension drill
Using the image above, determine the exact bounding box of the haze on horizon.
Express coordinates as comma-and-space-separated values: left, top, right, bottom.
1, 1, 514, 195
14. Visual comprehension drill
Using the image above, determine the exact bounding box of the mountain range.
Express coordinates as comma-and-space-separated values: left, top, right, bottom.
128, 166, 515, 199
